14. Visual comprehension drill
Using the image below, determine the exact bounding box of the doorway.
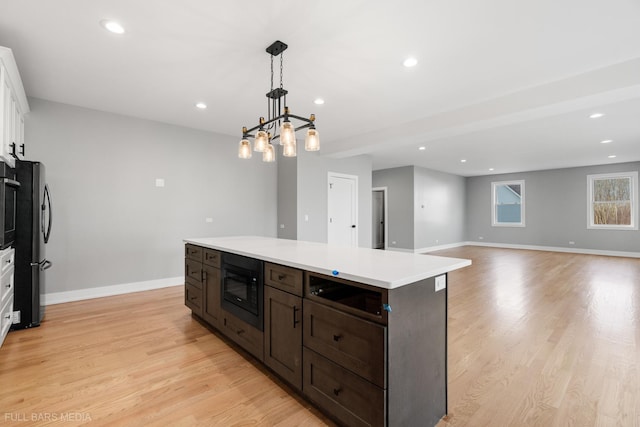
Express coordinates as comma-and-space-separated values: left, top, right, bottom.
327, 172, 358, 247
372, 187, 387, 249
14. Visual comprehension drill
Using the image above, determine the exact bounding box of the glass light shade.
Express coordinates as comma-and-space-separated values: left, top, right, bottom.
280, 121, 296, 146
254, 130, 268, 152
263, 144, 275, 162
305, 128, 320, 151
283, 140, 297, 157
238, 139, 252, 159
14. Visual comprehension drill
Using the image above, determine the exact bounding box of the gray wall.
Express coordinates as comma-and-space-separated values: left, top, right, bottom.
372, 166, 414, 250
296, 149, 373, 248
26, 98, 277, 293
277, 155, 297, 239
414, 166, 466, 249
466, 161, 640, 252
372, 166, 466, 251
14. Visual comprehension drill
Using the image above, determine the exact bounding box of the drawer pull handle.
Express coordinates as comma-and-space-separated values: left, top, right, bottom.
278, 274, 286, 280
333, 334, 343, 342
190, 296, 197, 301
333, 387, 342, 396
292, 306, 300, 327
237, 329, 245, 335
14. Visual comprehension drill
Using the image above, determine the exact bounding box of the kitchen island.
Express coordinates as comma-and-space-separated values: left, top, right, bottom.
183, 236, 471, 427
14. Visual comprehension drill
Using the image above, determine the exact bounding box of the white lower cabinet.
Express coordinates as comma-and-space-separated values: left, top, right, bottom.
0, 247, 15, 347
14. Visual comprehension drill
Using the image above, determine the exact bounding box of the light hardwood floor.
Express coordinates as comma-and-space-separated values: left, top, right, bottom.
0, 247, 638, 426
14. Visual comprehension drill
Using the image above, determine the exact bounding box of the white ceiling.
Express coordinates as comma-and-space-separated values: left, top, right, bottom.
1, 0, 639, 176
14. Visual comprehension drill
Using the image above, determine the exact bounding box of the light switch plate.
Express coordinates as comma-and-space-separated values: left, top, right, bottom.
435, 275, 446, 292
155, 178, 165, 187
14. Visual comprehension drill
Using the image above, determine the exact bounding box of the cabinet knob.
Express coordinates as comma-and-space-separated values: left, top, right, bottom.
278, 274, 286, 280
333, 387, 342, 396
333, 334, 343, 342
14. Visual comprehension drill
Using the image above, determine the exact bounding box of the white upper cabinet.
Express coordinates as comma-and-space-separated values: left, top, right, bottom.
0, 46, 30, 168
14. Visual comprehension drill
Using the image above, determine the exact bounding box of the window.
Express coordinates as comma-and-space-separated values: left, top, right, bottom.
587, 171, 638, 230
492, 180, 525, 227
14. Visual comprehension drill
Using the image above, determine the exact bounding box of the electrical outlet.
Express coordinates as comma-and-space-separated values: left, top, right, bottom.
205, 218, 213, 223
280, 224, 285, 229
478, 236, 484, 240
569, 241, 575, 245
12, 310, 20, 324
435, 275, 446, 292
155, 178, 165, 187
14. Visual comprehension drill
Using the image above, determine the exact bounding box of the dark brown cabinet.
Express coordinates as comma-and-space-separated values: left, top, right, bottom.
264, 285, 302, 390
184, 243, 449, 427
220, 311, 264, 360
201, 265, 221, 327
185, 244, 221, 326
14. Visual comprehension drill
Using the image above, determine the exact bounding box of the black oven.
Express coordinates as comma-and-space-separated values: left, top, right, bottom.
221, 252, 263, 330
0, 162, 19, 250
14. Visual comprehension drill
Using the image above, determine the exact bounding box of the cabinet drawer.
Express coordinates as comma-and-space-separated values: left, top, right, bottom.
1, 266, 14, 305
185, 244, 203, 262
303, 300, 386, 388
264, 263, 303, 296
1, 296, 14, 344
221, 311, 264, 361
203, 249, 221, 268
185, 258, 203, 287
303, 348, 385, 427
185, 283, 203, 316
0, 247, 14, 276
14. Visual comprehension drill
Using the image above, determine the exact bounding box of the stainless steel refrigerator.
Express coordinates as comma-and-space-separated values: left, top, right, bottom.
12, 160, 52, 329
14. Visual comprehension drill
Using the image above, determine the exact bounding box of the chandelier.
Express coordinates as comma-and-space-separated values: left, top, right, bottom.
238, 40, 319, 162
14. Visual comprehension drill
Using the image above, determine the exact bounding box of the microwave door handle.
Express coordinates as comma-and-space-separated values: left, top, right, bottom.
42, 184, 52, 244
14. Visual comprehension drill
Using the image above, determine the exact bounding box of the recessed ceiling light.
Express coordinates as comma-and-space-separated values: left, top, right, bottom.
403, 57, 418, 68
608, 155, 617, 158
589, 113, 604, 119
195, 102, 207, 109
418, 146, 426, 151
489, 168, 495, 171
100, 19, 125, 34
460, 159, 467, 163
314, 98, 325, 105
600, 139, 612, 144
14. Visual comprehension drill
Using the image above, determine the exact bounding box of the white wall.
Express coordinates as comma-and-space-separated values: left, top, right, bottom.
25, 98, 277, 294
296, 149, 372, 248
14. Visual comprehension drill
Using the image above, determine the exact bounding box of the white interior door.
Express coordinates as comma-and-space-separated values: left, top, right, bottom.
328, 173, 358, 247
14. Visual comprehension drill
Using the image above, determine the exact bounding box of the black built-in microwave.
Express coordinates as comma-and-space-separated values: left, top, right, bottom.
221, 252, 264, 331
0, 161, 19, 250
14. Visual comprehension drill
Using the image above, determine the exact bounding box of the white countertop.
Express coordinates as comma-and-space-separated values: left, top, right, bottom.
184, 236, 471, 289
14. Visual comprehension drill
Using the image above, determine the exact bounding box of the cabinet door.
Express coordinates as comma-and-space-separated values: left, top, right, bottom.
15, 106, 24, 159
264, 285, 303, 390
303, 299, 387, 388
202, 265, 220, 327
1, 72, 12, 163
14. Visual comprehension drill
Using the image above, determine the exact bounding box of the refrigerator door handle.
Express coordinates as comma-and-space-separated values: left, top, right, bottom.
32, 260, 53, 271
1, 178, 21, 188
42, 184, 52, 244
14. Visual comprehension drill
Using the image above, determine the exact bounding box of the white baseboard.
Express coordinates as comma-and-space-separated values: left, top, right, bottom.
465, 241, 640, 258
416, 242, 468, 254
385, 247, 414, 253
44, 276, 184, 305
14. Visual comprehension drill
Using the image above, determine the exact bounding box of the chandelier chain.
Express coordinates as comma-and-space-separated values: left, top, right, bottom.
280, 53, 284, 89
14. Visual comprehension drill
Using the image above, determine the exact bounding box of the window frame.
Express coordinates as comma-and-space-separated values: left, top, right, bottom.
491, 180, 525, 227
587, 171, 638, 230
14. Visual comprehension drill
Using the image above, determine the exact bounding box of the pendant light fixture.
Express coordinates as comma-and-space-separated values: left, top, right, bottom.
238, 40, 319, 161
